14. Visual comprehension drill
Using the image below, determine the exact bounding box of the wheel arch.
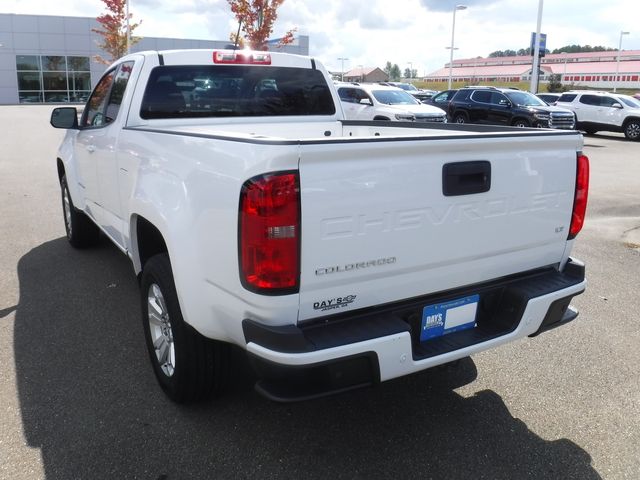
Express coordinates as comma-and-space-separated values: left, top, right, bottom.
56, 158, 65, 183
453, 110, 468, 120
56, 154, 88, 211
622, 116, 640, 129
130, 214, 169, 275
512, 117, 531, 127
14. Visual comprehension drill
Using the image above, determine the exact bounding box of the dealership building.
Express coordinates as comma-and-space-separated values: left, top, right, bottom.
0, 13, 309, 105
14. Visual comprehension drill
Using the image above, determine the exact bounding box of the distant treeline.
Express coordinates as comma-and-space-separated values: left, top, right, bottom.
488, 45, 617, 57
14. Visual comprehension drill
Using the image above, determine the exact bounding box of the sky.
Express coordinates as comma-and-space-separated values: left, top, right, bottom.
2, 0, 639, 75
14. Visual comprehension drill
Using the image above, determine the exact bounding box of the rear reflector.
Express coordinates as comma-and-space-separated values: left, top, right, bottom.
568, 153, 589, 239
239, 172, 300, 294
213, 51, 272, 65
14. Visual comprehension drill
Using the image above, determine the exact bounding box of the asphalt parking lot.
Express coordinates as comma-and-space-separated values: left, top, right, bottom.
1, 105, 638, 480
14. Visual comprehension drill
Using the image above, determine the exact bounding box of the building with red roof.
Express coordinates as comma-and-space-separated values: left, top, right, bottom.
425, 51, 640, 90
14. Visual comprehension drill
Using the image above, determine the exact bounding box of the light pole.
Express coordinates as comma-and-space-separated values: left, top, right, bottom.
562, 52, 568, 84
613, 31, 630, 93
126, 0, 131, 54
338, 57, 349, 81
447, 5, 467, 89
529, 0, 544, 94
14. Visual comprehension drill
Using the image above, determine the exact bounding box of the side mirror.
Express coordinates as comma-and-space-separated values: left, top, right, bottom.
50, 107, 79, 129
611, 102, 623, 109
359, 98, 373, 106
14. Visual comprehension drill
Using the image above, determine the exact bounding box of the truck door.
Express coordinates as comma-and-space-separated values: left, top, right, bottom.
74, 61, 135, 248
94, 61, 136, 248
74, 68, 117, 225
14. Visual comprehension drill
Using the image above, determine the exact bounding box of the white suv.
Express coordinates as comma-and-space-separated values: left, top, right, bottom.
556, 90, 640, 141
336, 83, 447, 123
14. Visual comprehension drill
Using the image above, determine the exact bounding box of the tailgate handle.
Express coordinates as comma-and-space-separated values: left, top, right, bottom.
442, 161, 491, 196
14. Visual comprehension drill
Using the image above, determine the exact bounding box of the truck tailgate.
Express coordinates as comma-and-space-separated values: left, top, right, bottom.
297, 133, 582, 321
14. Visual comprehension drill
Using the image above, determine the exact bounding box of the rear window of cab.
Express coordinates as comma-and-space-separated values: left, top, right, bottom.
140, 65, 336, 119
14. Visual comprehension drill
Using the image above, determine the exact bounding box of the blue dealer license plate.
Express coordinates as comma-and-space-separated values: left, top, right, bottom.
420, 294, 480, 342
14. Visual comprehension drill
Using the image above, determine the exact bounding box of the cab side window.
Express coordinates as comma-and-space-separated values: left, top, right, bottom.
105, 62, 135, 123
81, 69, 116, 128
81, 62, 135, 128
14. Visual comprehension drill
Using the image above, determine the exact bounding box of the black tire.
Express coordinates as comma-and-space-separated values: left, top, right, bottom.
141, 254, 229, 403
512, 118, 530, 128
60, 175, 99, 248
453, 112, 468, 124
623, 120, 640, 141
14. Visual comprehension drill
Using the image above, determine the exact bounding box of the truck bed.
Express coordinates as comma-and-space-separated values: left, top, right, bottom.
129, 119, 581, 143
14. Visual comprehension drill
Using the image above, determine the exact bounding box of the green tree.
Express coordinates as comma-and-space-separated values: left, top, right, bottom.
552, 45, 615, 54
547, 73, 563, 92
389, 64, 401, 81
92, 0, 142, 64
490, 47, 549, 57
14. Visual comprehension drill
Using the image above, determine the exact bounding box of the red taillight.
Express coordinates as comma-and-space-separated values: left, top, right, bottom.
239, 172, 300, 293
213, 51, 272, 65
568, 153, 589, 239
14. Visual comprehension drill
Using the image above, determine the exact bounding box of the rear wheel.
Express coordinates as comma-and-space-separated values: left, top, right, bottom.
453, 112, 468, 124
141, 253, 229, 403
60, 175, 99, 248
623, 120, 640, 141
512, 118, 530, 128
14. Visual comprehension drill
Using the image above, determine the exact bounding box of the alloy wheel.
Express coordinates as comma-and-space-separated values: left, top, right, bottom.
147, 283, 176, 377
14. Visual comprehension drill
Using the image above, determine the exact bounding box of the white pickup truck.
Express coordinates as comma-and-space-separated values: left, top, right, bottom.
50, 49, 588, 403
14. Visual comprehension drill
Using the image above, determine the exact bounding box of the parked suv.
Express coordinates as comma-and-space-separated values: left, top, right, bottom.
337, 83, 447, 123
448, 87, 575, 129
555, 90, 640, 141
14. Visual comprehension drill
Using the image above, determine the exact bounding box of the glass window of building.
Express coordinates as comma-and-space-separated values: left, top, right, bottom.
42, 56, 67, 72
16, 55, 92, 104
16, 55, 40, 71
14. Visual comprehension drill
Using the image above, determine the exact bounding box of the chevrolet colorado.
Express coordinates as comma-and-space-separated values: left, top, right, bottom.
50, 49, 588, 402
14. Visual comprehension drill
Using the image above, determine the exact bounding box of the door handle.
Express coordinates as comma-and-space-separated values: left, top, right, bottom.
86, 145, 96, 153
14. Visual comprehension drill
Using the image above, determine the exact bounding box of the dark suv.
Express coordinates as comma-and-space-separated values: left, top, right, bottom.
447, 87, 575, 129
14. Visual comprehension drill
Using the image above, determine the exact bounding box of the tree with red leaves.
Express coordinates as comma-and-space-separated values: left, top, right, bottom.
93, 0, 142, 64
228, 0, 295, 51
